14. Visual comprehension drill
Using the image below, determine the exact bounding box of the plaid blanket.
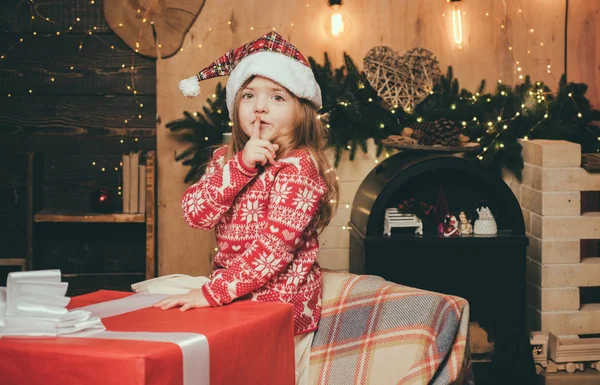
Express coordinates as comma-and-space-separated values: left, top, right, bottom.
310, 271, 474, 385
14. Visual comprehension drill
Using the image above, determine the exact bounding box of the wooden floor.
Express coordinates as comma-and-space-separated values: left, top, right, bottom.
536, 368, 600, 385
472, 363, 600, 385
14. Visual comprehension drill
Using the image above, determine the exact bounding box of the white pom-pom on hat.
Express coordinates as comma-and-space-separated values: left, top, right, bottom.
179, 76, 201, 98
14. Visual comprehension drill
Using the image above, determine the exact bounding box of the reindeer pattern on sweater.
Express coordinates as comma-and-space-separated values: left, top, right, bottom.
181, 146, 326, 334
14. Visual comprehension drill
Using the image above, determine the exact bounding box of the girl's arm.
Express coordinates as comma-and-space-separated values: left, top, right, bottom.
201, 155, 325, 306
181, 146, 258, 230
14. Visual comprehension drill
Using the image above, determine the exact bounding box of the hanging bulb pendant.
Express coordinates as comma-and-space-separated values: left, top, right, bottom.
449, 0, 463, 47
326, 0, 351, 38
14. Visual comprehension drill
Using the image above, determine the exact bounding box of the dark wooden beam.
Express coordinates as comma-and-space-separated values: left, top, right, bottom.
0, 34, 156, 95
0, 0, 111, 34
0, 95, 156, 153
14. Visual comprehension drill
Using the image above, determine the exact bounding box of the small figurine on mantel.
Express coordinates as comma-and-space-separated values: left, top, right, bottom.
458, 211, 473, 235
474, 206, 498, 235
442, 215, 461, 237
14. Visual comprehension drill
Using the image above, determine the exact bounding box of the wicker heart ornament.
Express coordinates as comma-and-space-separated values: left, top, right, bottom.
363, 46, 441, 111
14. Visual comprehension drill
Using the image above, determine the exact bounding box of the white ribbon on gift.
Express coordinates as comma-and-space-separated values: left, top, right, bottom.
76, 293, 168, 318
68, 293, 210, 385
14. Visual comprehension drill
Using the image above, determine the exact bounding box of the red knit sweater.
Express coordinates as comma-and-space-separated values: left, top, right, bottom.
181, 146, 325, 335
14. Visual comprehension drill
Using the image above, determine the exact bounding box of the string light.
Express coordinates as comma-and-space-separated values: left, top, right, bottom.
9, 2, 585, 173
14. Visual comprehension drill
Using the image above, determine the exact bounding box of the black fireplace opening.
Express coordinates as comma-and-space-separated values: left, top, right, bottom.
348, 151, 534, 384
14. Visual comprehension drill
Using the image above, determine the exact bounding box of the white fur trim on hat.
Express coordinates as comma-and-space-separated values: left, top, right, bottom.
179, 76, 201, 98
226, 51, 322, 119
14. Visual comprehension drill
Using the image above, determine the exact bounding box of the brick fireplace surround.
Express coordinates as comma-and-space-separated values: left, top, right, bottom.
505, 139, 600, 337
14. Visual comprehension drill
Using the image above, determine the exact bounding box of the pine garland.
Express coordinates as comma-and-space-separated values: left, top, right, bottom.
414, 69, 600, 180
309, 52, 403, 166
166, 53, 600, 182
165, 82, 229, 183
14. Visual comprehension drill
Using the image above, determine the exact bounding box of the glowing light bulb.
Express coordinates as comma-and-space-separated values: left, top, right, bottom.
327, 1, 351, 38
331, 11, 344, 36
451, 1, 463, 45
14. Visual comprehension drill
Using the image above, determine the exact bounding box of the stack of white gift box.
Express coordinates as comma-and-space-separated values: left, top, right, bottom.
0, 270, 104, 338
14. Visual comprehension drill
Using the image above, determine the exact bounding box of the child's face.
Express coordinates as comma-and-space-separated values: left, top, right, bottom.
238, 76, 296, 142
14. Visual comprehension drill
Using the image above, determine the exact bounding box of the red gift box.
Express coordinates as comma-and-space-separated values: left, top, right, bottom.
0, 290, 295, 385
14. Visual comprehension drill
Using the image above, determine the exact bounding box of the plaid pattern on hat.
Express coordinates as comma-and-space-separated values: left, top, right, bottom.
198, 31, 310, 81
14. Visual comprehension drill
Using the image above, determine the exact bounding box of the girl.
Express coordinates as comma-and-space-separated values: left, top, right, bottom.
154, 31, 339, 384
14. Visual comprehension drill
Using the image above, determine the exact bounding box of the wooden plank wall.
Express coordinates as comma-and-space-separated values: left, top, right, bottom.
567, 0, 600, 109
156, 0, 596, 277
0, 0, 156, 290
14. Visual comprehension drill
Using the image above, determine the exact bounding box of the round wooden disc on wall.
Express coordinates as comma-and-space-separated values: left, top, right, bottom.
104, 0, 206, 59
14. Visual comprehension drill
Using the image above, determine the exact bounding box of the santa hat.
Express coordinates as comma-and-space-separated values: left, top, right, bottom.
179, 31, 322, 118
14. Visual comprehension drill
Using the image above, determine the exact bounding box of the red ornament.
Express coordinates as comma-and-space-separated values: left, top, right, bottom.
90, 188, 115, 213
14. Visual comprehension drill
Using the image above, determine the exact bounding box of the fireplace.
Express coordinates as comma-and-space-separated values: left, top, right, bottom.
348, 151, 535, 384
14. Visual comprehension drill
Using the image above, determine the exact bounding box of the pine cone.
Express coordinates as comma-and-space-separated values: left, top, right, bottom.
413, 118, 462, 146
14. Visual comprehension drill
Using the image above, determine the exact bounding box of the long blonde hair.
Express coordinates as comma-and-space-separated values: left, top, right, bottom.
226, 77, 339, 233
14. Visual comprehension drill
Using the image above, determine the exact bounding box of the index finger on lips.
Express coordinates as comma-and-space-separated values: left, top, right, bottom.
251, 114, 261, 140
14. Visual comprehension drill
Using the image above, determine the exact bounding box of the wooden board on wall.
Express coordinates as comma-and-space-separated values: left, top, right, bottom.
0, 0, 110, 33
0, 0, 157, 292
567, 0, 600, 110
0, 95, 156, 150
157, 0, 568, 277
0, 35, 155, 95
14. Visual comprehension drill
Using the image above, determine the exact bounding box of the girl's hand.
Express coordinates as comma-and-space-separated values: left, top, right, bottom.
242, 114, 279, 169
153, 289, 211, 312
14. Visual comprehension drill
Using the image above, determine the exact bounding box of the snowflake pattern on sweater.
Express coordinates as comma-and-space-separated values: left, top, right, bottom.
182, 146, 326, 335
